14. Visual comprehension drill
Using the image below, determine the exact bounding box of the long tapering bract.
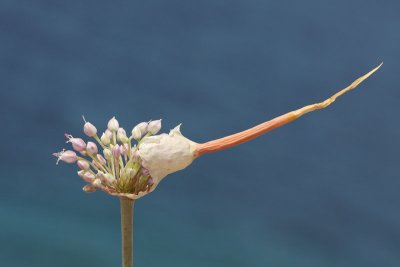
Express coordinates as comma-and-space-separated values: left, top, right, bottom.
195, 63, 382, 156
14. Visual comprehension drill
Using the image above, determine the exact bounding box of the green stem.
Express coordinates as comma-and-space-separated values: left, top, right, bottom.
120, 198, 134, 267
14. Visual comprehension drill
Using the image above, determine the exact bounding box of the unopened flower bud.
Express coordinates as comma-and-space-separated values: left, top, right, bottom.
119, 135, 129, 144
77, 170, 85, 177
86, 142, 98, 154
84, 122, 97, 137
107, 116, 119, 131
97, 154, 107, 165
117, 128, 129, 143
65, 134, 86, 151
105, 129, 113, 138
77, 160, 90, 170
131, 125, 142, 140
137, 122, 148, 135
83, 184, 97, 193
53, 150, 77, 164
119, 144, 126, 156
117, 128, 126, 136
103, 148, 112, 160
100, 133, 110, 146
93, 178, 102, 187
147, 119, 162, 134
82, 172, 95, 183
112, 145, 120, 158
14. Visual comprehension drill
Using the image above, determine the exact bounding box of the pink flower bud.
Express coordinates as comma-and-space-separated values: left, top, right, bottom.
107, 116, 119, 131
119, 144, 126, 156
83, 184, 97, 193
65, 134, 86, 151
82, 172, 95, 183
105, 129, 113, 138
86, 142, 98, 154
147, 119, 162, 134
53, 150, 77, 164
97, 154, 107, 165
112, 145, 120, 158
84, 122, 97, 137
77, 160, 90, 170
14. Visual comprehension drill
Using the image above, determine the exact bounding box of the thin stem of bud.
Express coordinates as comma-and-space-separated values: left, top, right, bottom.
113, 131, 117, 145
94, 134, 106, 149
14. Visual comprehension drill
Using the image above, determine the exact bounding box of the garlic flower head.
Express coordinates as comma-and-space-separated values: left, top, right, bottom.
53, 117, 170, 200
52, 64, 381, 200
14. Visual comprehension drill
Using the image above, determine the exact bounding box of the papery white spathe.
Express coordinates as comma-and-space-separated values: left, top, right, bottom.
138, 124, 197, 186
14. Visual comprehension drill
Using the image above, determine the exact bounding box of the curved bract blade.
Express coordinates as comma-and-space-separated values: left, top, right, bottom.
195, 63, 382, 157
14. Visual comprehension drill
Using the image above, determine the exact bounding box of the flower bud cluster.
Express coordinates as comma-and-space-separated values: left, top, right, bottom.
54, 117, 162, 197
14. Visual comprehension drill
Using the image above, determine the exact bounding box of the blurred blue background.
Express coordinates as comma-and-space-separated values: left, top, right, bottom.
0, 0, 398, 266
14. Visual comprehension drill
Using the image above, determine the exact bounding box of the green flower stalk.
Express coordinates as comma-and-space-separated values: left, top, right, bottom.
53, 63, 381, 267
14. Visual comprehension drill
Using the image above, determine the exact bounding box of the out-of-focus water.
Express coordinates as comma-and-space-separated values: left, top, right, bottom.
1, 1, 399, 266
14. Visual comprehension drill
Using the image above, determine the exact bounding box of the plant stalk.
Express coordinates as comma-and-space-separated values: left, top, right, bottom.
120, 198, 134, 267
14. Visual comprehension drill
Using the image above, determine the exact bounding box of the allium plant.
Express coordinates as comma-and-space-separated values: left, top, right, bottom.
54, 64, 381, 267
